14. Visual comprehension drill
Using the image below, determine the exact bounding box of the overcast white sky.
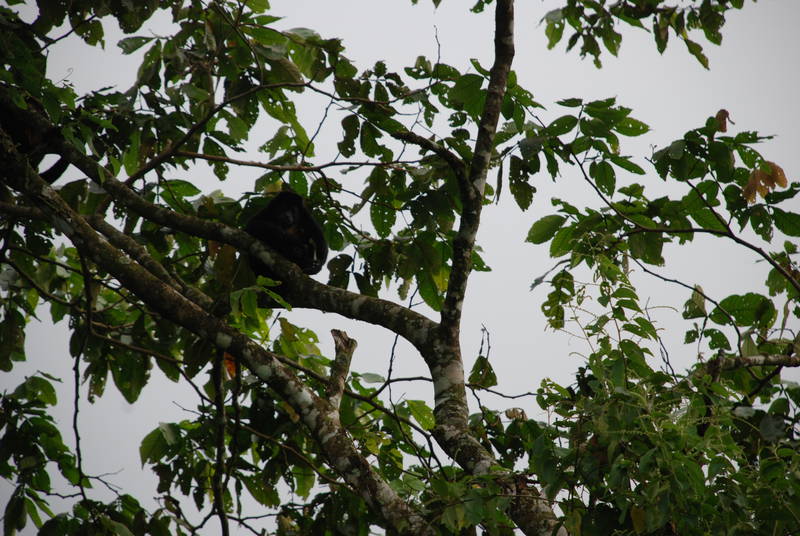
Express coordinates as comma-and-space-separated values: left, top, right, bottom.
2, 1, 799, 533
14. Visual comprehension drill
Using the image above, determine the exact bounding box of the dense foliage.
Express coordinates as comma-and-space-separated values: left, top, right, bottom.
1, 0, 798, 535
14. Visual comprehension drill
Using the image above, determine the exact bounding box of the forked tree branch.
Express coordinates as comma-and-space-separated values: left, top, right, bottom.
0, 10, 568, 529
1, 138, 435, 536
420, 2, 568, 534
0, 91, 439, 351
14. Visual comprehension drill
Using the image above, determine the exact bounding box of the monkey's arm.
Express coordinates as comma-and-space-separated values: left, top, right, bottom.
302, 212, 328, 274
244, 216, 287, 278
245, 216, 283, 239
39, 157, 69, 184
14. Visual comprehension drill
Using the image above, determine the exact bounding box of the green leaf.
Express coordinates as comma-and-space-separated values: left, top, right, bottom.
0, 308, 26, 370
247, 0, 269, 13
242, 475, 279, 507
442, 503, 466, 532
359, 372, 385, 384
139, 427, 168, 465
682, 285, 707, 319
610, 357, 626, 389
682, 181, 720, 212
449, 74, 485, 119
759, 414, 785, 442
110, 351, 149, 404
526, 215, 566, 244
292, 465, 315, 499
549, 226, 575, 257
631, 506, 646, 534
359, 122, 384, 158
544, 149, 560, 178
75, 19, 104, 46
629, 232, 664, 265
22, 376, 57, 406
684, 38, 709, 69
773, 207, 800, 237
103, 518, 135, 536
158, 422, 180, 446
608, 155, 645, 175
570, 136, 592, 154
117, 36, 153, 54
468, 356, 497, 388
557, 98, 582, 107
509, 178, 536, 211
614, 117, 650, 137
544, 10, 565, 49
163, 179, 201, 198
136, 41, 162, 86
416, 270, 443, 311
710, 293, 776, 328
338, 114, 359, 157
708, 141, 735, 182
370, 199, 396, 238
406, 400, 435, 430
768, 397, 789, 416
3, 492, 26, 535
688, 208, 726, 232
509, 155, 536, 210
590, 160, 615, 196
545, 115, 578, 136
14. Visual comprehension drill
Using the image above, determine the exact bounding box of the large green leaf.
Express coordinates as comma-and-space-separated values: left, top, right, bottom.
527, 215, 566, 244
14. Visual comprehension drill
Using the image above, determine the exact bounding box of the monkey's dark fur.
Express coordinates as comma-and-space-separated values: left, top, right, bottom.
245, 191, 328, 277
0, 89, 70, 184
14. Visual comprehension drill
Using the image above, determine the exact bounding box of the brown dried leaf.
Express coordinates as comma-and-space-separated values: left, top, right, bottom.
767, 161, 788, 188
757, 182, 770, 199
762, 169, 778, 189
744, 170, 762, 204
715, 109, 731, 132
743, 182, 757, 204
223, 352, 238, 378
505, 407, 527, 420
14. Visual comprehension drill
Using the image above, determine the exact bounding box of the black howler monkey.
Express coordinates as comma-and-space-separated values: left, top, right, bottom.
0, 88, 70, 184
245, 191, 328, 277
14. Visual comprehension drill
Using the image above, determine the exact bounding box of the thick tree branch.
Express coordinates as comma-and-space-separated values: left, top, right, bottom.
0, 200, 44, 220
280, 277, 436, 353
716, 353, 800, 369
701, 333, 800, 374
86, 215, 215, 311
211, 349, 230, 536
427, 0, 516, 459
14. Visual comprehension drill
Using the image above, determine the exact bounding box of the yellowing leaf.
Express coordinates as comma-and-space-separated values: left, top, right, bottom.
743, 178, 758, 204
505, 408, 527, 420
631, 506, 646, 533
767, 160, 788, 188
743, 162, 790, 204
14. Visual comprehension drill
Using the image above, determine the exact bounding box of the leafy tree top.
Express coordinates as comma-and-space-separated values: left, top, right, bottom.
0, 1, 798, 535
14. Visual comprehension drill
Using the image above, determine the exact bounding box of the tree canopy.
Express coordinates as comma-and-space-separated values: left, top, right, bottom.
1, 1, 799, 535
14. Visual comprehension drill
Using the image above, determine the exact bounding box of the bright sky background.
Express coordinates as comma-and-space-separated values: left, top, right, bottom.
2, 1, 799, 534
